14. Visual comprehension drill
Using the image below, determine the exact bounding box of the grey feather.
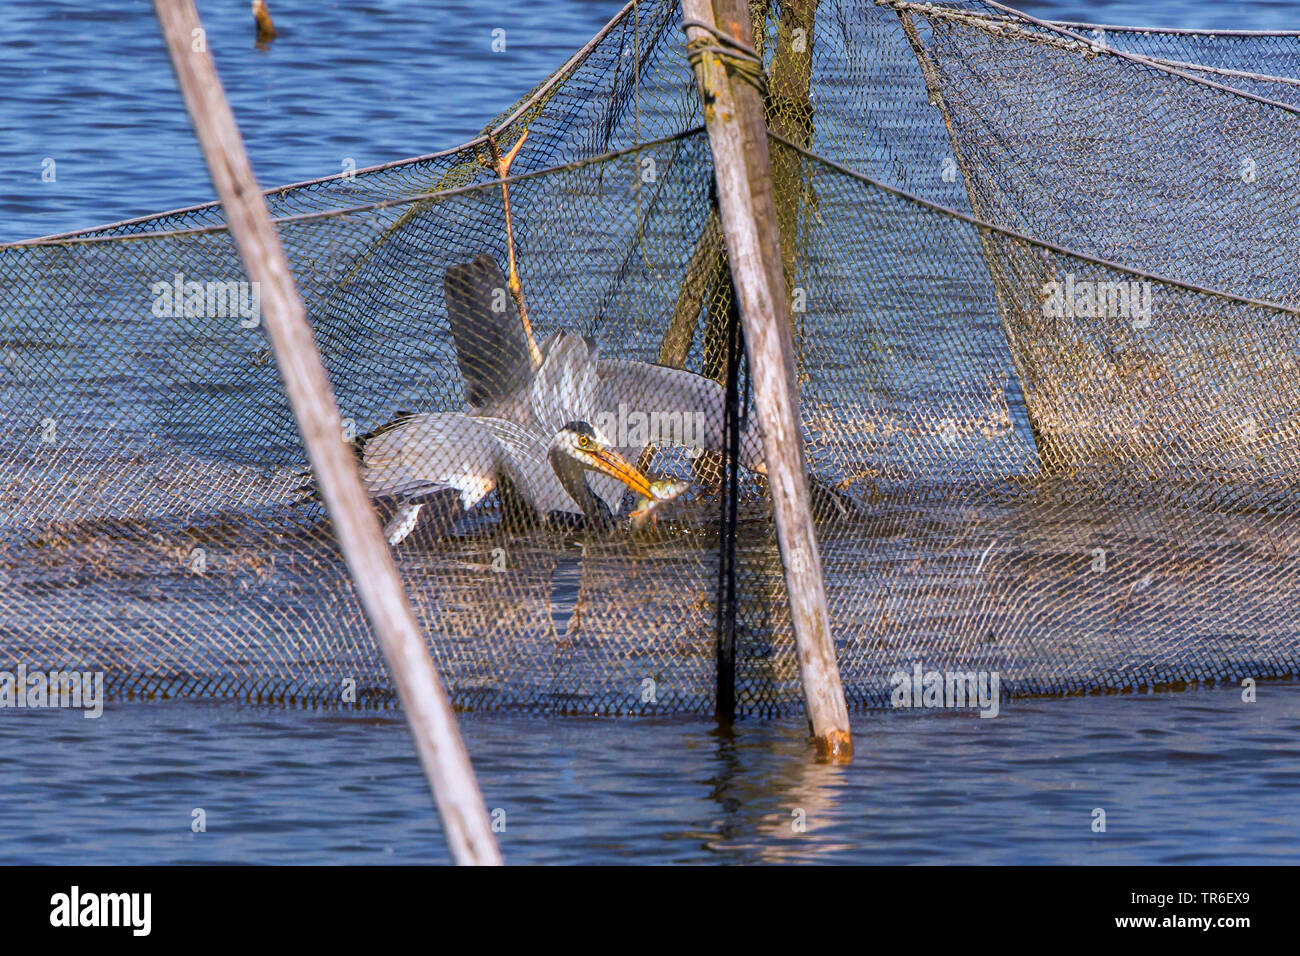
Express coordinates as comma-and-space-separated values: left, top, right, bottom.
350, 255, 774, 544
357, 411, 502, 508
444, 254, 537, 406
594, 359, 765, 470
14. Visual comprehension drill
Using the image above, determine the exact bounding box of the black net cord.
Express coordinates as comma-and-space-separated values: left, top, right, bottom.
715, 282, 745, 722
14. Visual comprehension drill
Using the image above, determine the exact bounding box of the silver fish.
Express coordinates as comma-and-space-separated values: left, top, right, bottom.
630, 478, 691, 530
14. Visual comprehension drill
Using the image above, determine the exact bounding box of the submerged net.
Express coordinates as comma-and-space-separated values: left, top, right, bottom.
2, 0, 1298, 715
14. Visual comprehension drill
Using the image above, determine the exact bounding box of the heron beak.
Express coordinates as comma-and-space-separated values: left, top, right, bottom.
587, 447, 655, 499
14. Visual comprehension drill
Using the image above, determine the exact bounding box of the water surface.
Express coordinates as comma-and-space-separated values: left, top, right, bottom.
1, 684, 1295, 864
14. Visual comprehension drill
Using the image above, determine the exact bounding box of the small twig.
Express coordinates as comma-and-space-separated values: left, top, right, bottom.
485, 131, 542, 367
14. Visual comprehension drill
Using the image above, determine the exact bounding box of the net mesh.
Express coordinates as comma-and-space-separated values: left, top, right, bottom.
3, 0, 1298, 715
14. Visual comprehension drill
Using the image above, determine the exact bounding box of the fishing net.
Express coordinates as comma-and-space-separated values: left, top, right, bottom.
2, 0, 1298, 716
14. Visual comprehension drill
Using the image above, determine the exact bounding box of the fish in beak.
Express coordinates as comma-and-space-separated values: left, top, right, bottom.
586, 446, 656, 500
630, 478, 691, 530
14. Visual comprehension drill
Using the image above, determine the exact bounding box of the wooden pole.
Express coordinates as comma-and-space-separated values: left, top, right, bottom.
153, 0, 503, 865
653, 0, 819, 379
682, 0, 852, 760
656, 210, 727, 372
766, 0, 819, 295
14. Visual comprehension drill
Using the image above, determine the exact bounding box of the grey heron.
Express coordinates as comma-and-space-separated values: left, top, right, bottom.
355, 254, 766, 545
344, 129, 772, 545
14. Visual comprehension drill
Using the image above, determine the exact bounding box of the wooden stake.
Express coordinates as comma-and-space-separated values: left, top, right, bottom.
766, 0, 819, 294
252, 0, 277, 44
153, 0, 503, 864
656, 210, 726, 372
653, 0, 819, 380
682, 0, 852, 760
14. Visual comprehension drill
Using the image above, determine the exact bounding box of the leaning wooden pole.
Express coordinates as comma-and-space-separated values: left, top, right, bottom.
682, 0, 851, 760
153, 0, 502, 865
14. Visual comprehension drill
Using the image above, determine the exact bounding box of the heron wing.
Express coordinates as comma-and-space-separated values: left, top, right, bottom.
357, 411, 500, 508
593, 359, 765, 468
529, 333, 598, 437
444, 254, 538, 407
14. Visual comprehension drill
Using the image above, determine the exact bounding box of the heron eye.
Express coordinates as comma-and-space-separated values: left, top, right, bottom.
577, 435, 590, 449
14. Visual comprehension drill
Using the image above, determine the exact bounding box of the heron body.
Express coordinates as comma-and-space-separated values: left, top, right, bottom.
357, 396, 650, 545
350, 254, 770, 544
355, 411, 502, 511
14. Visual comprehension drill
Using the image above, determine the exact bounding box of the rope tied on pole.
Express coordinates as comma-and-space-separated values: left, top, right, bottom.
682, 18, 769, 98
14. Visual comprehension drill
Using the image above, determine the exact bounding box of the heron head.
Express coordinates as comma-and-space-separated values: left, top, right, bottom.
553, 421, 655, 499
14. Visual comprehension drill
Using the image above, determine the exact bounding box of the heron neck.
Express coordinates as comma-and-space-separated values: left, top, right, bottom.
549, 447, 601, 522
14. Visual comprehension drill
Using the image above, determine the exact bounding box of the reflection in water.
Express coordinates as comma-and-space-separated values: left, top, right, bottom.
702, 721, 856, 862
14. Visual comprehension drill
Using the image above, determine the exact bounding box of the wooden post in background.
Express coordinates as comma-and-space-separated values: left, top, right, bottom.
766, 0, 819, 297
153, 0, 503, 864
682, 0, 852, 760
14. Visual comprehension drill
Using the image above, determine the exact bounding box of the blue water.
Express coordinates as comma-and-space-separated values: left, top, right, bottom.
2, 0, 1296, 243
0, 0, 624, 242
2, 0, 1299, 864
1, 686, 1297, 864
